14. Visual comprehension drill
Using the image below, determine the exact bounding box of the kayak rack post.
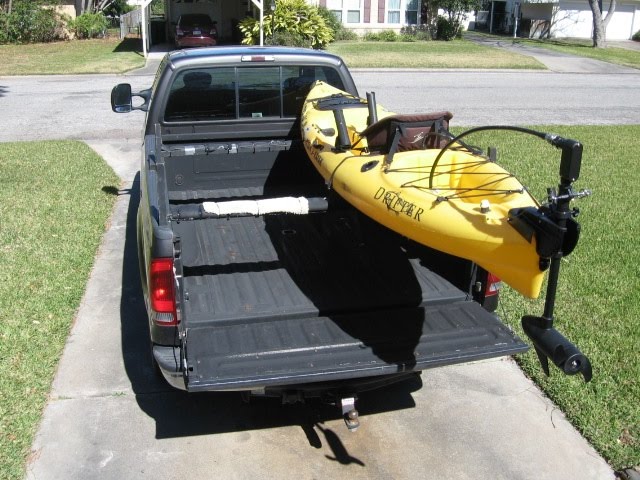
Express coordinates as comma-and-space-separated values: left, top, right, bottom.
366, 92, 378, 127
332, 108, 352, 152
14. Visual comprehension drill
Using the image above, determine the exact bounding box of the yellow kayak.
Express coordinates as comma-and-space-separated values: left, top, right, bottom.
301, 81, 545, 299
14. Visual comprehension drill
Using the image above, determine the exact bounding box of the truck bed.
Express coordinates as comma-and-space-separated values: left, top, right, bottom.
167, 199, 527, 391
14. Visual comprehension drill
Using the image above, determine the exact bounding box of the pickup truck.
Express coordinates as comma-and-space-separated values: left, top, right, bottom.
111, 46, 533, 424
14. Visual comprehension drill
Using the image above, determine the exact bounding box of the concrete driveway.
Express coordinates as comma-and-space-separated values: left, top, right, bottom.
7, 61, 634, 479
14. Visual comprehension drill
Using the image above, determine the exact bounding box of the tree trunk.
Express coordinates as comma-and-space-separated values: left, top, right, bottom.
5, 0, 11, 38
587, 0, 606, 47
82, 0, 94, 14
588, 0, 616, 48
603, 0, 616, 30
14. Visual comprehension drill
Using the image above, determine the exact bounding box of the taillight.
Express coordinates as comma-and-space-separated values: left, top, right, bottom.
150, 258, 177, 326
210, 28, 217, 37
485, 272, 502, 297
176, 28, 184, 37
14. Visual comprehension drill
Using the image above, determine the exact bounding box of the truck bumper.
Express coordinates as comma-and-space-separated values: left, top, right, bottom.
153, 345, 186, 390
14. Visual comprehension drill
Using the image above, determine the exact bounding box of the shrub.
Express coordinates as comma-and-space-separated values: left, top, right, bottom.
400, 24, 433, 41
266, 30, 313, 48
378, 29, 399, 41
363, 30, 399, 42
435, 15, 461, 41
0, 0, 66, 44
363, 31, 381, 41
399, 33, 417, 42
335, 28, 359, 41
633, 30, 640, 41
68, 12, 108, 39
433, 0, 477, 39
317, 6, 341, 35
238, 0, 333, 48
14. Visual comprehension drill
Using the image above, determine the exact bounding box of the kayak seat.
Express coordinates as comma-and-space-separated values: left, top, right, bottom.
361, 112, 453, 168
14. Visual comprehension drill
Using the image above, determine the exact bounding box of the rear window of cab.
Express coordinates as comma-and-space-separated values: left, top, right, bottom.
163, 65, 345, 122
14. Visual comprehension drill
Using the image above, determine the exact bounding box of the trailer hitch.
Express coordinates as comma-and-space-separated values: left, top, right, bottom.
520, 135, 592, 382
340, 396, 360, 432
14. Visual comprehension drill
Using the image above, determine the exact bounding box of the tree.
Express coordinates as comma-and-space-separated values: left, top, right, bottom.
587, 0, 616, 48
1, 0, 65, 43
80, 0, 117, 14
430, 0, 480, 39
102, 0, 134, 17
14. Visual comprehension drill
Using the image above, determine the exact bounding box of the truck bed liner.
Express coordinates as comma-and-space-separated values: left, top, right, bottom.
173, 208, 466, 325
169, 206, 528, 391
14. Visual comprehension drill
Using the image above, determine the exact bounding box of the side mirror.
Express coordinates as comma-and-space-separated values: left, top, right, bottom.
111, 83, 132, 113
111, 84, 151, 113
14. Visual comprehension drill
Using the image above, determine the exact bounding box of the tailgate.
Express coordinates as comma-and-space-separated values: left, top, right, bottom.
183, 301, 527, 392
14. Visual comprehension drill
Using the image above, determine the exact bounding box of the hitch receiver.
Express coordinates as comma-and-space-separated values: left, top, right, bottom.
340, 397, 360, 432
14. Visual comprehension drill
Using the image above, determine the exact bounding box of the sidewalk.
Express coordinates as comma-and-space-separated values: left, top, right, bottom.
465, 32, 639, 73
125, 43, 170, 76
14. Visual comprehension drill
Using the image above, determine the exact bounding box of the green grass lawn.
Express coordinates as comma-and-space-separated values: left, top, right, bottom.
0, 141, 119, 480
458, 125, 640, 470
0, 37, 145, 75
328, 39, 545, 69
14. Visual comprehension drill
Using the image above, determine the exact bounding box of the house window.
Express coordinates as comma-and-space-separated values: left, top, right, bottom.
346, 0, 361, 23
388, 0, 401, 23
405, 0, 419, 25
387, 0, 419, 25
328, 0, 362, 24
327, 0, 343, 22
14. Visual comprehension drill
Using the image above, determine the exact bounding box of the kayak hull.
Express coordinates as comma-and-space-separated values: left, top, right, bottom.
301, 82, 545, 299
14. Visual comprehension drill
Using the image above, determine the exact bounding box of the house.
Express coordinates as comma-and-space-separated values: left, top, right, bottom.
311, 0, 422, 33
476, 0, 640, 40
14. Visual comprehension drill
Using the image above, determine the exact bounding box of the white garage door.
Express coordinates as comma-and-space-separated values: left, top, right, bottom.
604, 3, 635, 40
555, 1, 636, 39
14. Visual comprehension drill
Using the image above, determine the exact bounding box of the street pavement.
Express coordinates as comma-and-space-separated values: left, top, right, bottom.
8, 46, 637, 479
